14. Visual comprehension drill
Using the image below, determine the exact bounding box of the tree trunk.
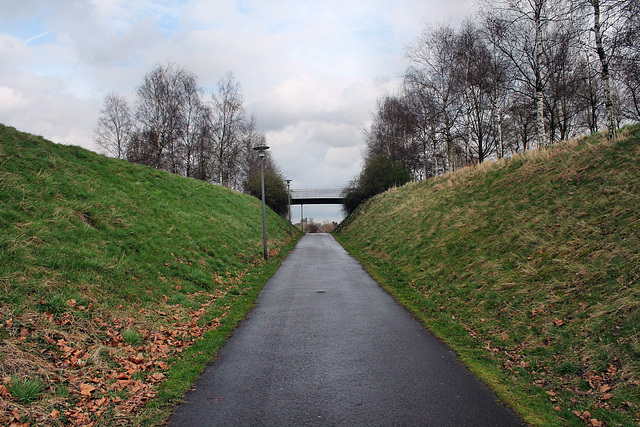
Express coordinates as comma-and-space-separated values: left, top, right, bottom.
535, 0, 546, 148
498, 107, 504, 158
593, 0, 617, 139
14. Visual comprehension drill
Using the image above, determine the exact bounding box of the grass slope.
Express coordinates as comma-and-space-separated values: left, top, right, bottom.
336, 125, 640, 426
0, 124, 300, 425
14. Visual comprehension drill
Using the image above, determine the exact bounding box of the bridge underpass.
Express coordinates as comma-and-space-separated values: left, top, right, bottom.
289, 188, 344, 231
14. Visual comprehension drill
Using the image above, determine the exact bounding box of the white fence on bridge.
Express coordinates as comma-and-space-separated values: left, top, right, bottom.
290, 188, 343, 199
290, 188, 344, 205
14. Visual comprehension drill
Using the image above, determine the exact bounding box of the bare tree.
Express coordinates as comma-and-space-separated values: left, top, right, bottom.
589, 0, 619, 138
457, 21, 505, 163
94, 92, 132, 159
574, 52, 604, 133
177, 73, 206, 178
613, 0, 640, 122
364, 94, 421, 177
190, 105, 214, 182
211, 72, 246, 187
482, 0, 569, 148
619, 58, 640, 121
481, 18, 517, 159
234, 115, 266, 190
135, 63, 190, 170
95, 63, 289, 202
543, 24, 583, 142
125, 129, 157, 166
509, 90, 538, 153
571, 0, 640, 137
406, 24, 465, 172
403, 82, 443, 178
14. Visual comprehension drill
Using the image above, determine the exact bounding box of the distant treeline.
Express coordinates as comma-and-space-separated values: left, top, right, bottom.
95, 64, 288, 215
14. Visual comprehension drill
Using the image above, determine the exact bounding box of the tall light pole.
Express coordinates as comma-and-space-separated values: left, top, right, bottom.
253, 145, 270, 260
285, 179, 292, 235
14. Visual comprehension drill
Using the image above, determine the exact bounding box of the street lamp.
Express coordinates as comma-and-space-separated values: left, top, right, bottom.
285, 179, 292, 235
253, 145, 270, 260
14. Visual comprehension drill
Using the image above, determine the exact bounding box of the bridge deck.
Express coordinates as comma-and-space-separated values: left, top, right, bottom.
291, 188, 343, 205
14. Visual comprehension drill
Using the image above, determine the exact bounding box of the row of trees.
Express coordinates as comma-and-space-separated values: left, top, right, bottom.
94, 64, 288, 215
356, 0, 639, 188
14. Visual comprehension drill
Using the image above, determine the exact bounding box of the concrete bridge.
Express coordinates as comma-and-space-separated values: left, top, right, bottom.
290, 188, 344, 205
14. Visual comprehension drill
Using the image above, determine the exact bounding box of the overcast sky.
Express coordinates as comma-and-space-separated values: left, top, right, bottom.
0, 0, 475, 222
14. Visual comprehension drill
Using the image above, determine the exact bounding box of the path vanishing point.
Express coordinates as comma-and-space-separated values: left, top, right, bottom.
170, 234, 524, 426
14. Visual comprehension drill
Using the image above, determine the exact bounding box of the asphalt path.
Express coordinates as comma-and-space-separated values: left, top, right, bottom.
170, 233, 524, 426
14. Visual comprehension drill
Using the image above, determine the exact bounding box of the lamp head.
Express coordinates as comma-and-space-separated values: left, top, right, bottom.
252, 145, 269, 158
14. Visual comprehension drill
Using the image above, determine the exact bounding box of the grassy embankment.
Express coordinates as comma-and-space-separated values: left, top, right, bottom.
335, 125, 640, 426
0, 124, 300, 426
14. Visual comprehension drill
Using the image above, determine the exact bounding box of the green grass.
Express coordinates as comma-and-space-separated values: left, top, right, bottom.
0, 124, 300, 425
335, 124, 640, 426
8, 376, 45, 404
122, 329, 144, 346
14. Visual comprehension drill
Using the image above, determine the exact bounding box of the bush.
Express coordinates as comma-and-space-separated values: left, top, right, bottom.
244, 168, 289, 216
342, 155, 411, 216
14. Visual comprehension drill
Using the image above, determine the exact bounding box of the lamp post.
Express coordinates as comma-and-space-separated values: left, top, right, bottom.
285, 179, 292, 235
253, 145, 270, 260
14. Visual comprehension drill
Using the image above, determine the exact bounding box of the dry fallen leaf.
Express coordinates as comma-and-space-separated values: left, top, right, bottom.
129, 353, 144, 364
80, 383, 96, 396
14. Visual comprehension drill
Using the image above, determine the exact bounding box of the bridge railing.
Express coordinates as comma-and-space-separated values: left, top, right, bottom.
290, 188, 344, 199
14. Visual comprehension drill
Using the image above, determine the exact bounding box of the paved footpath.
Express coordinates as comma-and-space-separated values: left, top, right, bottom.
170, 234, 524, 426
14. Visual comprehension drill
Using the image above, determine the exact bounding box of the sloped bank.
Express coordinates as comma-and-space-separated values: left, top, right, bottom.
0, 124, 300, 425
335, 125, 640, 426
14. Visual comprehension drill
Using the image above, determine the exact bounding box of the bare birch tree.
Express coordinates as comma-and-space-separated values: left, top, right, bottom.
572, 0, 640, 138
481, 0, 568, 148
94, 92, 132, 159
590, 0, 619, 138
211, 72, 246, 187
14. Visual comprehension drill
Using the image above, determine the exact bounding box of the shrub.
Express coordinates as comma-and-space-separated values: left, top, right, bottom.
342, 155, 411, 216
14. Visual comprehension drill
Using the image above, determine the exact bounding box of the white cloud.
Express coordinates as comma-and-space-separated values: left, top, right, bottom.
326, 146, 361, 169
0, 0, 475, 221
0, 86, 27, 112
0, 33, 31, 64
